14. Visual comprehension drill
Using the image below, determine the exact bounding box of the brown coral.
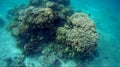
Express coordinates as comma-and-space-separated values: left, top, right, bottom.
7, 0, 98, 62
55, 13, 98, 59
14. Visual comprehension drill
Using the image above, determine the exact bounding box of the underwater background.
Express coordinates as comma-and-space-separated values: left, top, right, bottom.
0, 0, 120, 67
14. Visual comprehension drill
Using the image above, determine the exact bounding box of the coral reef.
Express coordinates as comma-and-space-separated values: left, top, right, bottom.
7, 6, 63, 55
54, 13, 98, 59
7, 4, 26, 20
7, 0, 98, 64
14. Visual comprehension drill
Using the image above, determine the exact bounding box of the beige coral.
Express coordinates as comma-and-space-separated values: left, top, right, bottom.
55, 13, 98, 58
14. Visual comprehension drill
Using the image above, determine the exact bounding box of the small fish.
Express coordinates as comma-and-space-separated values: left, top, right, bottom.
104, 56, 109, 59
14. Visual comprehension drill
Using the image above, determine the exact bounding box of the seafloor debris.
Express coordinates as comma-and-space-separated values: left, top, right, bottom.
7, 0, 98, 64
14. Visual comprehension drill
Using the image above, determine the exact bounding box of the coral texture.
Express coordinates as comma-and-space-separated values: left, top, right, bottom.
55, 13, 98, 58
7, 0, 98, 62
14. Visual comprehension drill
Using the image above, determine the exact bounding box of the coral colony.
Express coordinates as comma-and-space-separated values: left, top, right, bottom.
7, 0, 98, 66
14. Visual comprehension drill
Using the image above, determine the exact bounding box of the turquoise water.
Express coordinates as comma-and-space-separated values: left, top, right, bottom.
0, 0, 120, 67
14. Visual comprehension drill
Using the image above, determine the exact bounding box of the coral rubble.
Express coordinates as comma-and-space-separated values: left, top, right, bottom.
7, 0, 98, 64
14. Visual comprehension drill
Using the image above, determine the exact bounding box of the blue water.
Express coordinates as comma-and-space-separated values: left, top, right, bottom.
0, 0, 120, 67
